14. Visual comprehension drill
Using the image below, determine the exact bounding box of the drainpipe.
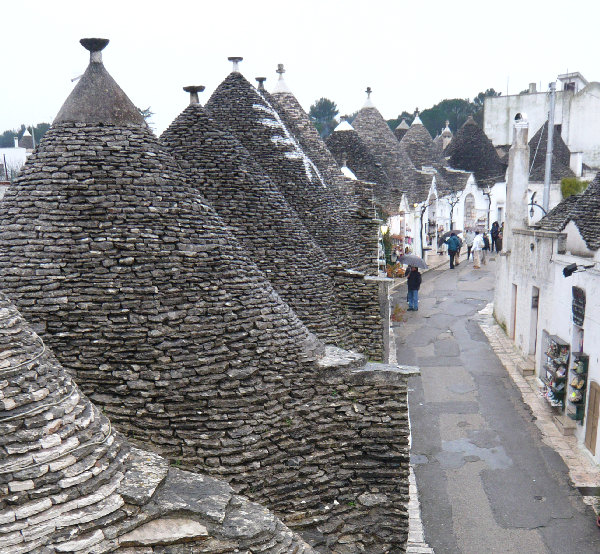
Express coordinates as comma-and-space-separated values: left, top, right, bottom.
542, 82, 556, 212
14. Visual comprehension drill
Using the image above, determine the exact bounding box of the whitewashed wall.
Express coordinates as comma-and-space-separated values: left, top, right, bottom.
485, 85, 600, 167
495, 227, 600, 462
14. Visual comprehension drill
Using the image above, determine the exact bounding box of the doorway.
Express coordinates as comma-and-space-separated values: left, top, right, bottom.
529, 287, 539, 356
585, 382, 600, 455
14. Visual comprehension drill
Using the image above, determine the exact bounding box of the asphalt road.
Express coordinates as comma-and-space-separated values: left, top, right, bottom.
393, 256, 600, 553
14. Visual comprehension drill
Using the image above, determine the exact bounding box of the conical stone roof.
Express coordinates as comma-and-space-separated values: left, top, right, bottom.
400, 119, 439, 169
0, 292, 317, 552
528, 121, 575, 182
445, 116, 505, 187
205, 72, 356, 265
160, 94, 348, 345
541, 173, 600, 249
325, 122, 393, 206
270, 81, 372, 270
0, 39, 324, 475
394, 119, 410, 141
352, 102, 415, 213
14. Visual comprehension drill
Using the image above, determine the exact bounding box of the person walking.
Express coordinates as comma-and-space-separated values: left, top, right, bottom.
464, 229, 475, 260
490, 221, 500, 252
444, 232, 460, 269
482, 232, 490, 265
454, 235, 463, 266
407, 266, 421, 311
472, 231, 484, 269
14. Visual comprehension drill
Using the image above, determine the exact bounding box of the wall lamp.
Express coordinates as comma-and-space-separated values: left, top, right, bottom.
563, 263, 594, 278
529, 192, 548, 218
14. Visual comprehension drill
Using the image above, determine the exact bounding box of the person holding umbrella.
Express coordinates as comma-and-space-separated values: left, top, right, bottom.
407, 266, 422, 311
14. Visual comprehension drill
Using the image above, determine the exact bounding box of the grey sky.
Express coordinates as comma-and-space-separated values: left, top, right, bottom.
2, 0, 598, 136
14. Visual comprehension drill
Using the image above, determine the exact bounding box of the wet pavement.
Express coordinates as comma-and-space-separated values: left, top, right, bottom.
393, 256, 600, 554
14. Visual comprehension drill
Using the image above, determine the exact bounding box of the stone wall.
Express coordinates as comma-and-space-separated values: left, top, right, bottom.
0, 293, 314, 553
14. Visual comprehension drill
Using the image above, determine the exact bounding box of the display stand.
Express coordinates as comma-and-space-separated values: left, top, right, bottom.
542, 334, 570, 410
567, 352, 589, 424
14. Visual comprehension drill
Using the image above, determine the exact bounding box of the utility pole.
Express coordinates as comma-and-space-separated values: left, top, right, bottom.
542, 82, 556, 212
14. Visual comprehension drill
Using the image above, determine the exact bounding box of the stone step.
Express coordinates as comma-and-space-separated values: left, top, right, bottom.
553, 414, 577, 436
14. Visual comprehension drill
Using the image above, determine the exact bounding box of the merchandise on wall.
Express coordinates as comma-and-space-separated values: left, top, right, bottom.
567, 352, 589, 423
542, 333, 570, 410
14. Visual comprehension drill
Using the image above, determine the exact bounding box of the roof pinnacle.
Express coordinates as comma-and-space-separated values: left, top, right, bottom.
183, 85, 205, 105
228, 56, 243, 72
255, 77, 266, 91
80, 37, 109, 63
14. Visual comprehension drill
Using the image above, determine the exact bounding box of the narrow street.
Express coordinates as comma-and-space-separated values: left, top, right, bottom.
393, 256, 600, 553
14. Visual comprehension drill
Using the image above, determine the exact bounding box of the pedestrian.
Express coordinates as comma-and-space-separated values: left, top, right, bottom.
407, 266, 421, 311
490, 221, 500, 252
497, 222, 504, 251
482, 233, 490, 265
464, 229, 475, 260
455, 234, 463, 266
472, 231, 484, 269
444, 232, 460, 269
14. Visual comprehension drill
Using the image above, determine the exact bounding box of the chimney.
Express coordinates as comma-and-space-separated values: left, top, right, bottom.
255, 77, 266, 91
228, 56, 243, 72
528, 82, 537, 93
183, 86, 205, 105
80, 37, 109, 63
14, 137, 18, 148
570, 152, 583, 177
504, 113, 530, 250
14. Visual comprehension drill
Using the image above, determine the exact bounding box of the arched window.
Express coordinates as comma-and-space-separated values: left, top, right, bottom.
464, 193, 476, 229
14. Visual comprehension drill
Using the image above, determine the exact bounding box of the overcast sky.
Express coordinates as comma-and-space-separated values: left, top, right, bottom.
2, 0, 599, 136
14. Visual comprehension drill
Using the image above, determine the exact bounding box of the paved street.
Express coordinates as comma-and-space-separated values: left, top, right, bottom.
393, 256, 600, 553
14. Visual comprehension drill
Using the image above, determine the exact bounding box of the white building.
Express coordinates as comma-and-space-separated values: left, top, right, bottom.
495, 115, 600, 461
485, 72, 600, 168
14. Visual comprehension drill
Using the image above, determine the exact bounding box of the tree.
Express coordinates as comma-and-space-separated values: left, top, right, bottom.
472, 89, 501, 126
138, 107, 155, 131
421, 99, 476, 137
561, 177, 589, 199
309, 98, 338, 138
446, 190, 463, 230
0, 123, 51, 147
387, 111, 414, 131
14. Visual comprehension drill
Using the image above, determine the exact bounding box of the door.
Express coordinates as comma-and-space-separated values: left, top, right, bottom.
529, 287, 539, 355
585, 382, 600, 455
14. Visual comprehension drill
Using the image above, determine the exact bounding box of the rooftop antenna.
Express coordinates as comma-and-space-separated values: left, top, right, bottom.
255, 77, 266, 91
183, 85, 205, 105
228, 56, 243, 72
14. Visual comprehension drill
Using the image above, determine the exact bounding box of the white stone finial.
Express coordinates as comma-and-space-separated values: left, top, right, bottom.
273, 64, 291, 93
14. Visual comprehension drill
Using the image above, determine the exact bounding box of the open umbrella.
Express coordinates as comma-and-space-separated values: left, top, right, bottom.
397, 254, 428, 269
438, 230, 463, 248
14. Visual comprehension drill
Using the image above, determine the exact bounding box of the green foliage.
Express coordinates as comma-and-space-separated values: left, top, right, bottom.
0, 123, 51, 147
561, 178, 589, 199
309, 97, 338, 138
382, 229, 393, 264
387, 89, 501, 137
387, 111, 414, 130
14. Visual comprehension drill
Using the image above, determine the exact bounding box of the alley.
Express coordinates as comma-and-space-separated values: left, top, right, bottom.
393, 257, 600, 553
